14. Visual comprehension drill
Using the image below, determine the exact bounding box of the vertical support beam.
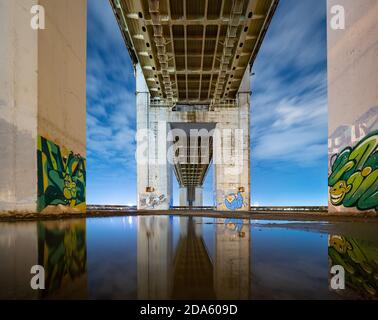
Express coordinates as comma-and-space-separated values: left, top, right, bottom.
327, 0, 378, 213
214, 69, 250, 211
0, 0, 87, 214
179, 187, 188, 206
136, 63, 150, 209
137, 64, 172, 210
194, 187, 203, 207
37, 0, 87, 214
0, 0, 38, 213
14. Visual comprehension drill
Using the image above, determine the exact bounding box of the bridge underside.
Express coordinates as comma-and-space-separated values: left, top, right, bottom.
110, 0, 279, 211
170, 123, 214, 206
111, 0, 278, 106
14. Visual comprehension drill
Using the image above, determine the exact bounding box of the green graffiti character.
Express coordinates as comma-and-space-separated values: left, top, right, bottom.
328, 131, 378, 211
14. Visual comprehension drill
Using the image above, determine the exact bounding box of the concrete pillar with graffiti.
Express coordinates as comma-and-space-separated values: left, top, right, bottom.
327, 0, 378, 213
214, 70, 251, 211
136, 64, 173, 210
0, 0, 87, 214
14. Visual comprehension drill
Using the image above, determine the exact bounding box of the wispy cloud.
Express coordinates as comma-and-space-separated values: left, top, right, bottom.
86, 0, 328, 205
86, 0, 137, 204
251, 0, 327, 167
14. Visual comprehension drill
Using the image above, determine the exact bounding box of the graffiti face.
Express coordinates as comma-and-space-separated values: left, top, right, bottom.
37, 136, 86, 212
330, 181, 351, 205
328, 235, 378, 298
328, 131, 378, 211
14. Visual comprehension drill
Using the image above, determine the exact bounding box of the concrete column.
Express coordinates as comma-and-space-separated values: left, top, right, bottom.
179, 187, 188, 206
136, 63, 150, 209
327, 0, 378, 213
0, 0, 87, 214
194, 187, 203, 207
0, 0, 38, 213
136, 65, 172, 210
214, 69, 250, 211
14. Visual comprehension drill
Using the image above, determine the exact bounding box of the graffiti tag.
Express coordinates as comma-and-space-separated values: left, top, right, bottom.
328, 131, 378, 211
140, 193, 167, 209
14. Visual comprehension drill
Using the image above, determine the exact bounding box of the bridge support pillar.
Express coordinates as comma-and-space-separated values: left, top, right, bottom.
193, 187, 203, 207
0, 0, 87, 214
179, 187, 188, 207
136, 64, 172, 210
214, 70, 250, 211
327, 0, 378, 214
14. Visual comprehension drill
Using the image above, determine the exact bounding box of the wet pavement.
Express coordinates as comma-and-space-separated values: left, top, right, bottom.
0, 215, 377, 300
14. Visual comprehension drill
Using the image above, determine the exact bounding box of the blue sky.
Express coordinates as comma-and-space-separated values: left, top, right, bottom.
86, 0, 328, 206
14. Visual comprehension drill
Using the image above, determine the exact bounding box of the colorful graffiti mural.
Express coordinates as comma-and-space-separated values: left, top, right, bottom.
218, 189, 247, 211
328, 131, 378, 211
140, 193, 167, 209
328, 235, 378, 299
37, 136, 86, 213
38, 221, 87, 298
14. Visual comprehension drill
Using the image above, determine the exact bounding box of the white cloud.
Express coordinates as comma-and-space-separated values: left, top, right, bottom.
86, 0, 136, 172
251, 0, 327, 167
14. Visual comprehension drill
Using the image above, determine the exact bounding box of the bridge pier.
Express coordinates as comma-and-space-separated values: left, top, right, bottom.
0, 0, 87, 214
179, 187, 188, 207
136, 65, 251, 211
327, 0, 378, 214
136, 64, 173, 210
193, 187, 203, 207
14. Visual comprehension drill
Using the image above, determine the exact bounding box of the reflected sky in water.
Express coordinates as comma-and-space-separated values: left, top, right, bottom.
0, 215, 377, 300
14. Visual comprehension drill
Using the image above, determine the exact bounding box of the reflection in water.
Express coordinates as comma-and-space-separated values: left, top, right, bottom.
0, 220, 86, 299
329, 235, 378, 299
172, 217, 215, 299
0, 223, 38, 299
137, 216, 173, 299
214, 219, 250, 299
0, 216, 377, 299
37, 220, 87, 299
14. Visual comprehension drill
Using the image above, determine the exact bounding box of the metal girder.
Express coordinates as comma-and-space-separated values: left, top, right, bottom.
110, 0, 280, 106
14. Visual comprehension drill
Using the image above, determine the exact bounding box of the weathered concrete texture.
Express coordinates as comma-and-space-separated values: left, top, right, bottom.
38, 0, 87, 157
214, 70, 250, 211
0, 0, 87, 214
0, 0, 38, 212
327, 0, 378, 213
136, 64, 173, 210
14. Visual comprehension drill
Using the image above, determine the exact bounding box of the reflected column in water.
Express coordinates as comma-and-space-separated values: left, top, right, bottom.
214, 218, 250, 299
328, 235, 378, 299
0, 223, 39, 299
37, 220, 87, 299
137, 216, 173, 299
